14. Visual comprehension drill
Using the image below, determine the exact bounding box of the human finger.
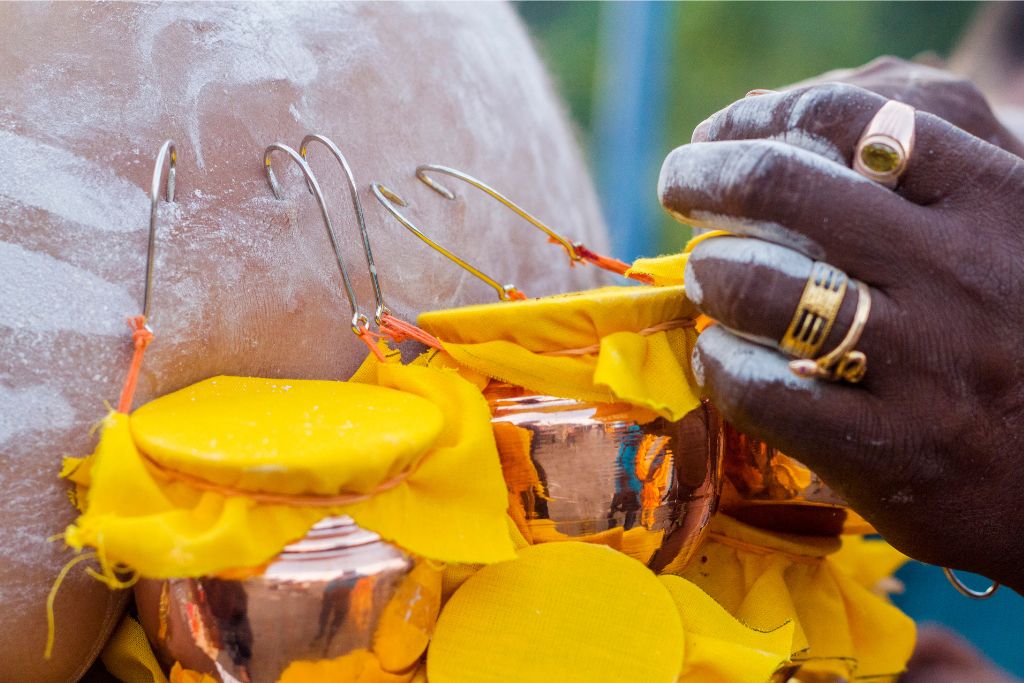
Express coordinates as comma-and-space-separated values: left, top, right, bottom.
684, 236, 885, 365
690, 82, 1018, 206
693, 326, 889, 489
659, 138, 922, 273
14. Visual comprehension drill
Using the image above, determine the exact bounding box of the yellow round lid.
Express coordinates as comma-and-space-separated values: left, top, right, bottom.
129, 376, 445, 496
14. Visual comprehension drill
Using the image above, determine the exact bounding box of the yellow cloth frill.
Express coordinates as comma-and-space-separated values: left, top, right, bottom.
678, 515, 916, 680
418, 286, 701, 421
626, 253, 687, 287
62, 363, 515, 580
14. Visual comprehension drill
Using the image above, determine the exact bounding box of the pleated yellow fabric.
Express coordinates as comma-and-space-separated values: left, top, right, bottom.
418, 286, 701, 421
428, 542, 685, 683
677, 515, 916, 680
62, 365, 515, 580
658, 575, 794, 683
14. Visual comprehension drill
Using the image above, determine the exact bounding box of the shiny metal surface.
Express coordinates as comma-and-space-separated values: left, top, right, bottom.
719, 422, 875, 536
485, 383, 721, 572
136, 516, 437, 683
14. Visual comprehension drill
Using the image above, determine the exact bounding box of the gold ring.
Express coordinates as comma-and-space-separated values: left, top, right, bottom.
853, 100, 916, 188
780, 261, 848, 359
790, 280, 872, 383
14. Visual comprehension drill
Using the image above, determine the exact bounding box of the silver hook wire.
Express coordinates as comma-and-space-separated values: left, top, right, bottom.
142, 140, 176, 322
265, 143, 369, 335
415, 164, 582, 263
942, 567, 1000, 599
370, 182, 523, 302
299, 134, 389, 325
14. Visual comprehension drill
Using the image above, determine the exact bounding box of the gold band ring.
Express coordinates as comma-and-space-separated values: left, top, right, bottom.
790, 280, 872, 384
780, 261, 848, 359
853, 100, 916, 188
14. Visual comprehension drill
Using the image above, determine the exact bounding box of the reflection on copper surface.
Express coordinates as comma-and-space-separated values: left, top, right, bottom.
720, 422, 874, 536
484, 383, 721, 573
135, 516, 439, 683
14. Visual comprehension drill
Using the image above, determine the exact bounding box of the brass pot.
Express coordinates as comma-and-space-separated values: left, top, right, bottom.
719, 422, 874, 536
484, 383, 721, 572
135, 516, 439, 683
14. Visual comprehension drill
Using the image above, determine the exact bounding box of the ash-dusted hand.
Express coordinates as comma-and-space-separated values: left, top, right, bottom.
659, 68, 1024, 593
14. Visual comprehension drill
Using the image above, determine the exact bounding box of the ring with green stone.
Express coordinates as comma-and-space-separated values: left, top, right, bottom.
852, 100, 916, 189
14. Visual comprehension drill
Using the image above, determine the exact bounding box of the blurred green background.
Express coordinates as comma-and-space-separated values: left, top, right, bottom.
517, 1, 977, 255
516, 1, 1024, 677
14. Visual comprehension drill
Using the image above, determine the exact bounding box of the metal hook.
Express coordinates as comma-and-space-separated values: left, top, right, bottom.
299, 134, 389, 325
942, 567, 1000, 599
415, 164, 582, 263
371, 182, 524, 302
142, 140, 176, 322
265, 143, 369, 335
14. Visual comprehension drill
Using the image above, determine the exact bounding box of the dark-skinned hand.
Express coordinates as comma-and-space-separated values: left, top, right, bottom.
659, 66, 1024, 592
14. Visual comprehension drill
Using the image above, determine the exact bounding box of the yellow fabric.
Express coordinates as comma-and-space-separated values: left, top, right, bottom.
277, 649, 418, 683
626, 253, 687, 287
677, 515, 916, 680
168, 664, 217, 683
130, 377, 445, 496
428, 542, 685, 683
63, 365, 514, 579
418, 286, 701, 421
658, 575, 794, 683
99, 615, 169, 683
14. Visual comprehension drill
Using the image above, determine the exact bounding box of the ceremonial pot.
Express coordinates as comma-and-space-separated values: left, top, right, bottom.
135, 516, 437, 683
485, 383, 722, 572
719, 422, 874, 536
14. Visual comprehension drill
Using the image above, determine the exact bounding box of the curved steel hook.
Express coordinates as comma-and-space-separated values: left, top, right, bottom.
415, 164, 581, 263
299, 134, 388, 324
371, 182, 523, 302
265, 143, 368, 335
142, 140, 176, 321
942, 567, 1000, 599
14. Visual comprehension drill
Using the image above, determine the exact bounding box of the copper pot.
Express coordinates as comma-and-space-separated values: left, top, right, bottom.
719, 422, 874, 536
484, 383, 721, 573
135, 516, 439, 683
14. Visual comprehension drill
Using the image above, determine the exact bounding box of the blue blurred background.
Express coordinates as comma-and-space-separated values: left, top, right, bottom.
516, 1, 1023, 676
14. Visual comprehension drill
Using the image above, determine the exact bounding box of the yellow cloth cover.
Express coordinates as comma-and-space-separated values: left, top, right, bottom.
63, 364, 515, 579
677, 515, 916, 680
418, 286, 701, 421
429, 542, 796, 683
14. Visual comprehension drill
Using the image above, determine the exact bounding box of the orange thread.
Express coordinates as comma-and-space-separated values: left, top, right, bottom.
116, 315, 154, 414
540, 318, 695, 357
356, 325, 387, 361
508, 288, 528, 301
140, 451, 416, 507
379, 312, 443, 350
706, 532, 824, 565
572, 243, 655, 284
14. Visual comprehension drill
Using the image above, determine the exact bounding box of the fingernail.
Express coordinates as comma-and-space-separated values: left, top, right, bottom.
691, 117, 713, 143
745, 88, 776, 97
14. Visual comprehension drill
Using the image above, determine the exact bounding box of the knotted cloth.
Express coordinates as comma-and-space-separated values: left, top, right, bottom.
62, 363, 515, 580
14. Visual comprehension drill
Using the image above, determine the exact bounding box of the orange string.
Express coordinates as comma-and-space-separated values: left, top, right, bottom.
706, 531, 824, 565
540, 318, 696, 357
379, 312, 444, 350
356, 325, 387, 361
116, 315, 154, 414
140, 451, 416, 507
508, 289, 528, 301
572, 243, 655, 284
